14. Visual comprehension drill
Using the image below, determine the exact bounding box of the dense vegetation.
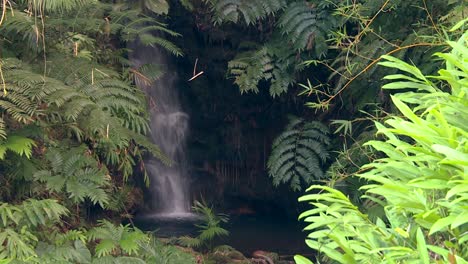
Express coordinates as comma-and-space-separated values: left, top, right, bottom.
0, 0, 466, 263
296, 31, 468, 263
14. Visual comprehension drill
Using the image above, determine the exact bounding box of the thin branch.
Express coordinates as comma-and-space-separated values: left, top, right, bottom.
422, 0, 443, 37
323, 42, 441, 105
353, 0, 391, 44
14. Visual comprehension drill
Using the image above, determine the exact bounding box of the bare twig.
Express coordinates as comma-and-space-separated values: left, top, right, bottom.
189, 58, 204, 81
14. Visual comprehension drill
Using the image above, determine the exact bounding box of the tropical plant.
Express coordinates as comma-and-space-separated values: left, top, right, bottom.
179, 201, 229, 251
267, 116, 330, 191
296, 29, 468, 263
200, 0, 463, 101
0, 0, 184, 262
0, 199, 68, 261
227, 38, 299, 97
202, 0, 286, 25
138, 238, 197, 264
87, 220, 149, 257
33, 146, 110, 207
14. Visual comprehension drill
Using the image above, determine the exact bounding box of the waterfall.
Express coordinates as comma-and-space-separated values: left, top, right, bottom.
132, 43, 192, 218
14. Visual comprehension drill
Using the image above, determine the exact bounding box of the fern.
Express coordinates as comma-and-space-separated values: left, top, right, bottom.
88, 220, 148, 257
36, 239, 92, 263
139, 34, 183, 57
140, 238, 196, 264
267, 116, 330, 191
0, 199, 68, 261
17, 0, 95, 13
34, 146, 110, 207
204, 0, 287, 25
278, 1, 334, 54
0, 135, 36, 160
178, 201, 229, 251
0, 228, 37, 260
228, 40, 297, 96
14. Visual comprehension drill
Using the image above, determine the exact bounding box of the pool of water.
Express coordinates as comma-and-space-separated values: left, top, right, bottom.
222, 215, 311, 257
135, 213, 313, 258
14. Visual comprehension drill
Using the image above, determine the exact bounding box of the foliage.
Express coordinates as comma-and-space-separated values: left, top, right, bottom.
277, 1, 333, 54
202, 0, 286, 25
34, 146, 110, 207
296, 32, 468, 263
138, 239, 197, 264
227, 39, 299, 97
267, 116, 330, 191
0, 0, 184, 262
0, 136, 36, 160
0, 199, 68, 261
216, 0, 336, 96
199, 0, 465, 112
179, 201, 229, 251
88, 220, 148, 257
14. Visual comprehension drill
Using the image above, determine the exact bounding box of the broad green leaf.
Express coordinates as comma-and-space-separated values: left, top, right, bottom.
294, 255, 314, 264
429, 215, 457, 235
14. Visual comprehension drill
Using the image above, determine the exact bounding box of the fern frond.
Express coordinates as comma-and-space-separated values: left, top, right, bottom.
18, 0, 95, 13
205, 0, 287, 25
138, 34, 183, 56
0, 136, 36, 159
0, 228, 37, 260
267, 116, 330, 191
35, 147, 110, 207
278, 1, 333, 54
88, 220, 148, 257
178, 236, 202, 248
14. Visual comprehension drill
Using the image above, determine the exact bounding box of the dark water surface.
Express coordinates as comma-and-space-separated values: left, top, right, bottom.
135, 214, 312, 258
223, 215, 311, 256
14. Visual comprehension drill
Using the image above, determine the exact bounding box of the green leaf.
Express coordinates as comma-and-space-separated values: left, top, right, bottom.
144, 0, 169, 14
450, 18, 468, 31
416, 228, 430, 264
429, 215, 457, 235
294, 255, 314, 264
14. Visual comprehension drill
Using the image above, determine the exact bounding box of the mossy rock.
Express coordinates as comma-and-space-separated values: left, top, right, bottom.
207, 245, 250, 264
263, 251, 279, 262
252, 250, 282, 263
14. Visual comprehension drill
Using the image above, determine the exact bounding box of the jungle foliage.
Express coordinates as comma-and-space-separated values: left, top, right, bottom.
296, 29, 468, 263
197, 0, 463, 101
0, 0, 194, 262
0, 0, 467, 262
183, 0, 466, 196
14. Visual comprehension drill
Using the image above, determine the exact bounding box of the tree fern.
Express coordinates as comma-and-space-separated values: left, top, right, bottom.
267, 116, 330, 191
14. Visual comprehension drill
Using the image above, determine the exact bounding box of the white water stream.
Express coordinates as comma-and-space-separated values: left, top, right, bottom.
132, 44, 192, 218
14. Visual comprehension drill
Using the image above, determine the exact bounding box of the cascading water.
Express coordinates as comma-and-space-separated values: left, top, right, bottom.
132, 43, 192, 218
